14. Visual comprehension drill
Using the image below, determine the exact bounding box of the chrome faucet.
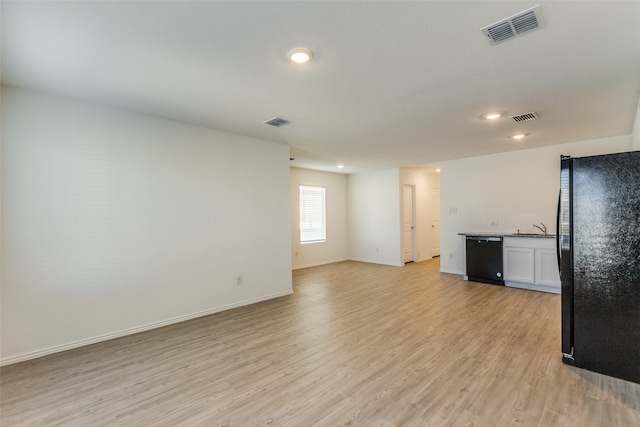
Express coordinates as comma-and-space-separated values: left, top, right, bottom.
533, 223, 547, 235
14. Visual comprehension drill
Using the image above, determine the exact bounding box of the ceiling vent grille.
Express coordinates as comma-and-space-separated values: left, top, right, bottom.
511, 112, 539, 122
264, 117, 290, 127
482, 5, 545, 45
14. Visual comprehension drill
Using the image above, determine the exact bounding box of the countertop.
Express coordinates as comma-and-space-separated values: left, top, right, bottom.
459, 232, 555, 238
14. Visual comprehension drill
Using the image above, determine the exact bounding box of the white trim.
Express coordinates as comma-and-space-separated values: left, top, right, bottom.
442, 268, 465, 275
299, 184, 326, 244
292, 258, 349, 270
402, 184, 416, 264
505, 281, 561, 294
348, 257, 403, 267
300, 239, 327, 245
0, 290, 293, 366
294, 258, 434, 270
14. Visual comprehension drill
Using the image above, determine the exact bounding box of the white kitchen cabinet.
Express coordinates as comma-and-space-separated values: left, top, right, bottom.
503, 237, 560, 293
535, 249, 561, 287
504, 247, 535, 283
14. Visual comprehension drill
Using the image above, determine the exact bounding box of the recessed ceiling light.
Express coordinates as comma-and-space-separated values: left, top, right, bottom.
511, 133, 526, 140
289, 48, 313, 64
436, 169, 441, 173
337, 164, 344, 169
483, 112, 503, 120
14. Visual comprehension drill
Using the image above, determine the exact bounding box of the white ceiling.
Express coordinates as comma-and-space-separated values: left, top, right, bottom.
2, 1, 639, 174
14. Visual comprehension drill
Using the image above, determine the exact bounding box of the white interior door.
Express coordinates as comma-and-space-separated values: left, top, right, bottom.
431, 187, 441, 257
403, 185, 415, 263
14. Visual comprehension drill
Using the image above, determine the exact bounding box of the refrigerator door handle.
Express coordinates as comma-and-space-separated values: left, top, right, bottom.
556, 189, 562, 278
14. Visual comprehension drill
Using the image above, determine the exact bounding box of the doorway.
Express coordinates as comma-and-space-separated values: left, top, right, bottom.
431, 186, 441, 258
403, 185, 415, 263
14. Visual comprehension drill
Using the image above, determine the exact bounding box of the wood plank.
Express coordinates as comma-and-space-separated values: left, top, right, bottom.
1, 259, 639, 426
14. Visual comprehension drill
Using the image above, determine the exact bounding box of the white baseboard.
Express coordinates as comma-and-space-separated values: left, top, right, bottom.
348, 257, 403, 267
440, 268, 464, 275
0, 290, 293, 366
292, 258, 348, 270
505, 281, 561, 294
293, 256, 434, 270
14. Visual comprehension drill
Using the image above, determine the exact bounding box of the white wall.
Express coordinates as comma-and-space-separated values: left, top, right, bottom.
400, 169, 441, 262
347, 169, 402, 266
631, 99, 640, 150
439, 135, 633, 275
290, 167, 348, 269
1, 86, 293, 364
291, 167, 439, 268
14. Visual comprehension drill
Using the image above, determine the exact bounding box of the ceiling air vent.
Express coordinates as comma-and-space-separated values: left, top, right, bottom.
264, 117, 290, 127
511, 112, 539, 122
481, 5, 545, 46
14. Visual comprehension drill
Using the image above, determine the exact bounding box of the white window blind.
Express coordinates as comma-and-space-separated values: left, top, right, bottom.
299, 185, 326, 243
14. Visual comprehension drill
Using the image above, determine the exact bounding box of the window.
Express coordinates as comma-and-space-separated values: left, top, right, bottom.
299, 185, 326, 243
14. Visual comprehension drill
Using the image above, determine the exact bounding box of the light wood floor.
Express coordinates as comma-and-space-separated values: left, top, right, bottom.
1, 259, 639, 426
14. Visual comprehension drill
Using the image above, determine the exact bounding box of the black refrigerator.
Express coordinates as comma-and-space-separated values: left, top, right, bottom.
559, 150, 640, 384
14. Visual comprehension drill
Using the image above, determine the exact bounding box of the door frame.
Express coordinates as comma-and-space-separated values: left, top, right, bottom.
431, 186, 441, 258
402, 184, 416, 263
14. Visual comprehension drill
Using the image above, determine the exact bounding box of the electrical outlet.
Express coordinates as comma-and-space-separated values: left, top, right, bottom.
490, 220, 498, 226
236, 275, 243, 286
449, 253, 454, 259
376, 247, 379, 252
449, 207, 458, 214
295, 251, 299, 257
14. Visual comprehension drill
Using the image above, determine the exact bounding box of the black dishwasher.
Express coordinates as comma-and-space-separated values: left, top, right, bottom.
465, 236, 504, 286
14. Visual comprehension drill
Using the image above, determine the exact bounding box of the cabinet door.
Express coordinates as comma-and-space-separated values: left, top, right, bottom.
535, 249, 561, 287
504, 247, 535, 283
